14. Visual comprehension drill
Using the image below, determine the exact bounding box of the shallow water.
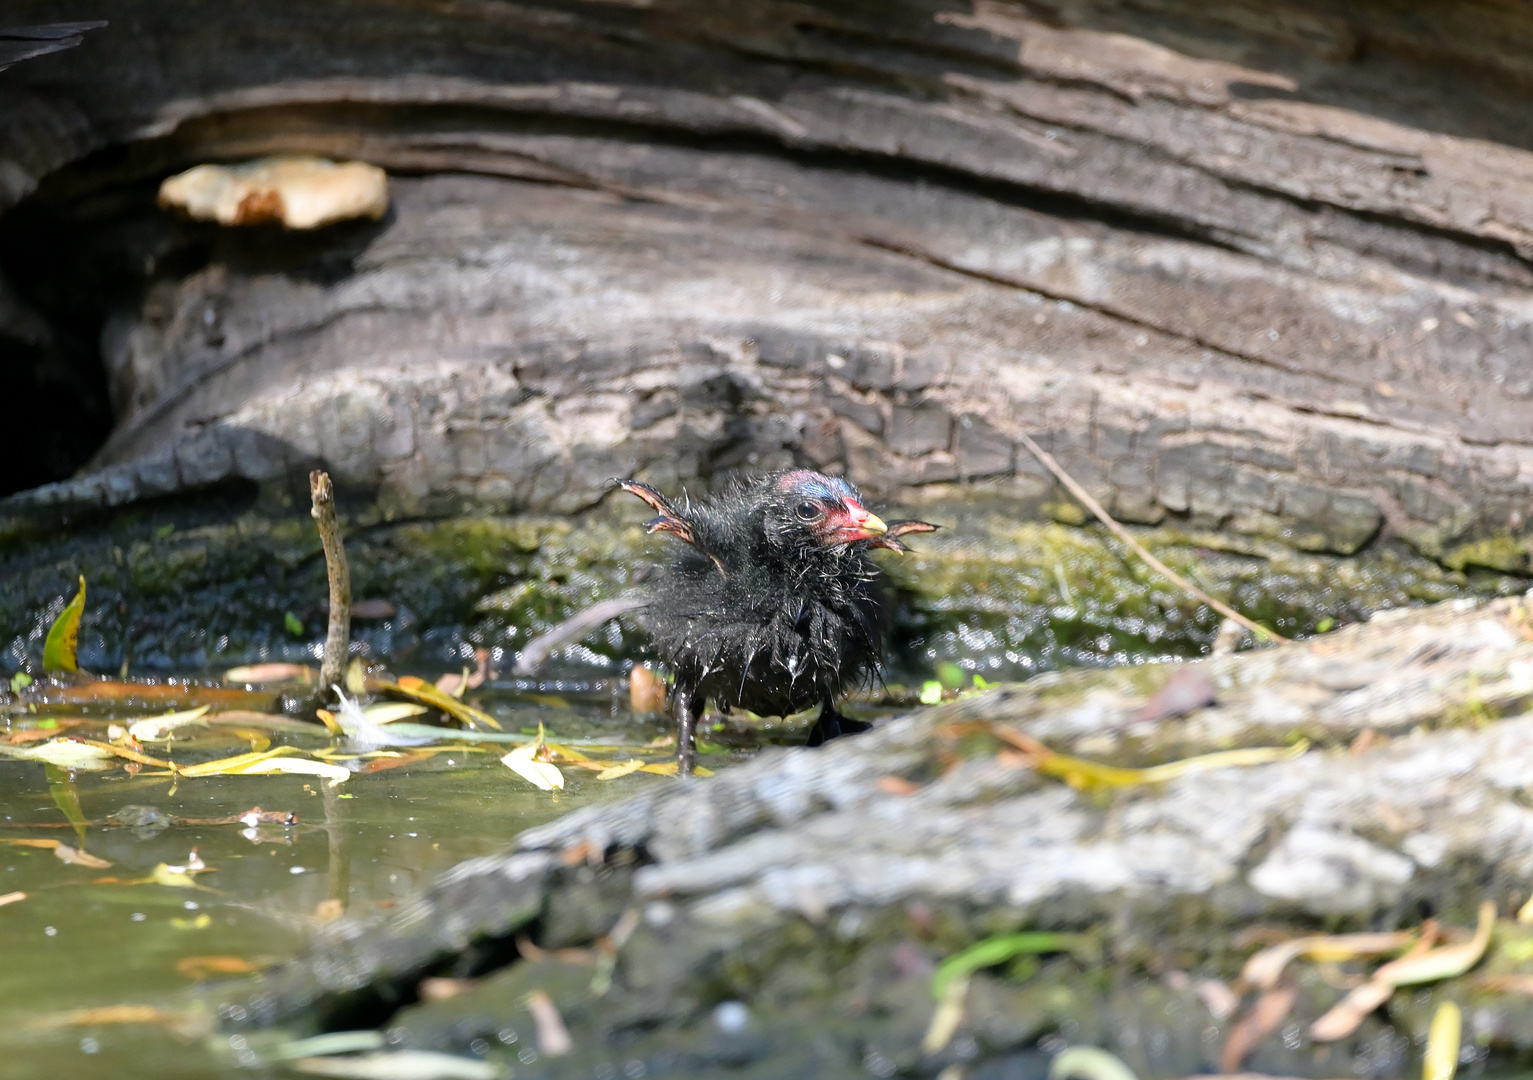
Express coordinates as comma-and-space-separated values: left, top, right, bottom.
2, 510, 1529, 1078
0, 677, 736, 1080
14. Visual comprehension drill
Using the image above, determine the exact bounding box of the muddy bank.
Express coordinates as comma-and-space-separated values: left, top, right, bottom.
203, 592, 1533, 1077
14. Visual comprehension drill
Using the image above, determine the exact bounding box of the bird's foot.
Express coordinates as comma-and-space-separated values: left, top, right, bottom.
805, 708, 873, 747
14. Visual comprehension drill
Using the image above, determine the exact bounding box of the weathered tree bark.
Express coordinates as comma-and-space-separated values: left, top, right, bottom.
0, 0, 1530, 570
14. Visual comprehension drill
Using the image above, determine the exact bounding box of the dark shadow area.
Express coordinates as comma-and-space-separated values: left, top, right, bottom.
0, 173, 390, 498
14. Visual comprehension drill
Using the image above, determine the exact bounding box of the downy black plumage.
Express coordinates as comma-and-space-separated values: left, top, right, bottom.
617, 469, 937, 773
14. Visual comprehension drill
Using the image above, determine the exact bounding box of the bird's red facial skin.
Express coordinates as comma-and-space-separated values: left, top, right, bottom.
821, 499, 889, 544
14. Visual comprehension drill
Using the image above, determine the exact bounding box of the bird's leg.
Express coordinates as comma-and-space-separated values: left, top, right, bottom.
806, 697, 873, 747
675, 688, 705, 776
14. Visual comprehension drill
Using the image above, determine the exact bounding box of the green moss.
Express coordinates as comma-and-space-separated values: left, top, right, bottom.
1443, 534, 1533, 574
0, 492, 1525, 678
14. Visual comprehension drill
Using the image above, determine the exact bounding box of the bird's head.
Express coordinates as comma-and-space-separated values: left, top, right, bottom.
766, 470, 889, 549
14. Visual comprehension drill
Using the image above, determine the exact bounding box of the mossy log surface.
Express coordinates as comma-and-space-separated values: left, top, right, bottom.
1, 493, 1522, 678
216, 593, 1533, 1078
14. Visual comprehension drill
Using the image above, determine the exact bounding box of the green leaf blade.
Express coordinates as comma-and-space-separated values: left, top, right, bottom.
43, 576, 86, 673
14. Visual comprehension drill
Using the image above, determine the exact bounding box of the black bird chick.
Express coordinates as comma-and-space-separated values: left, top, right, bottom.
617, 469, 937, 773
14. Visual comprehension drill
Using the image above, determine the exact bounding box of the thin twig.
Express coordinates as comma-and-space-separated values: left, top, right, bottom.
514, 596, 650, 676
309, 470, 352, 694
1014, 431, 1288, 644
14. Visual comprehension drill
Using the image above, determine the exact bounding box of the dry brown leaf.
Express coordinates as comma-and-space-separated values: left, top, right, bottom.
28, 1003, 202, 1032
314, 898, 346, 922
32, 679, 277, 710
176, 955, 264, 979
1481, 974, 1533, 995
1241, 931, 1415, 990
8, 721, 86, 744
71, 737, 175, 769
1310, 977, 1393, 1042
54, 844, 111, 868
629, 665, 667, 714
224, 663, 314, 685
527, 989, 573, 1057
1221, 983, 1297, 1072
418, 977, 476, 1002
355, 751, 434, 775
560, 840, 603, 867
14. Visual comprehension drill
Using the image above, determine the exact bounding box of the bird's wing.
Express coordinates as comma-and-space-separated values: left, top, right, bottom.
615, 478, 728, 575
867, 519, 940, 552
0, 22, 107, 72
616, 479, 696, 542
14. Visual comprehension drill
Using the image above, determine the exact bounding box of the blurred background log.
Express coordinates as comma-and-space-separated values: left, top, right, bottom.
1, 0, 1530, 569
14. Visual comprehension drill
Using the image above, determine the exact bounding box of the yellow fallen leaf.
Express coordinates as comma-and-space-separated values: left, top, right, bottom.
177, 746, 306, 777
921, 973, 968, 1054
1242, 930, 1415, 990
70, 738, 174, 768
0, 739, 116, 769
543, 742, 596, 765
994, 727, 1308, 790
1370, 901, 1496, 986
1311, 903, 1496, 1042
0, 890, 25, 907
596, 760, 647, 781
1046, 1047, 1140, 1080
383, 676, 502, 730
362, 703, 428, 725
127, 705, 213, 741
1424, 1000, 1461, 1080
151, 863, 201, 888
636, 761, 714, 777
502, 742, 564, 791
174, 746, 349, 786
234, 757, 351, 787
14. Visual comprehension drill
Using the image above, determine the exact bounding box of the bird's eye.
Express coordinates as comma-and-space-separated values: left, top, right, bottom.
795, 502, 820, 521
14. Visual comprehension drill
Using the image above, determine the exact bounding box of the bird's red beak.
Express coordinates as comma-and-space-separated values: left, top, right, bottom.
832, 500, 889, 542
